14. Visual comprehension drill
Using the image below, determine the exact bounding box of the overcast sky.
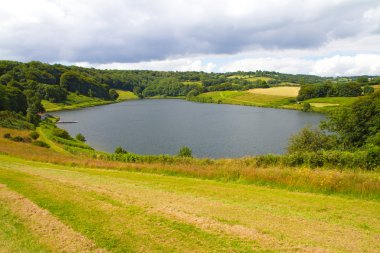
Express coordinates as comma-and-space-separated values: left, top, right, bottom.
1, 0, 380, 76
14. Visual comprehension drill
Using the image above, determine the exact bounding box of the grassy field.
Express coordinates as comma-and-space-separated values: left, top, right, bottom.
194, 89, 299, 110
42, 90, 138, 112
115, 90, 139, 101
0, 153, 380, 252
301, 97, 359, 113
0, 126, 380, 252
192, 86, 375, 113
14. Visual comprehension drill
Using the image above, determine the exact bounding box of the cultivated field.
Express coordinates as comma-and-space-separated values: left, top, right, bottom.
248, 87, 300, 97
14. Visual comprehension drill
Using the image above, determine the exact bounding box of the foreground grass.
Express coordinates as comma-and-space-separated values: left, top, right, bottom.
0, 199, 49, 253
0, 154, 379, 252
1, 127, 379, 201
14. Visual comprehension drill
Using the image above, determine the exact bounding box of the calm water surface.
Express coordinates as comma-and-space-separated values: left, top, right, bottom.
52, 99, 324, 158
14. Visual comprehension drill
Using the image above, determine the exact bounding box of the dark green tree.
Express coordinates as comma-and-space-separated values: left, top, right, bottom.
109, 89, 119, 100
322, 92, 380, 149
114, 146, 128, 154
363, 85, 374, 95
287, 126, 335, 153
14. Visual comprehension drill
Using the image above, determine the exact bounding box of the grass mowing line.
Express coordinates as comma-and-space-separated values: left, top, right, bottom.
1, 157, 379, 253
0, 168, 261, 253
36, 126, 71, 155
0, 198, 50, 253
0, 184, 107, 253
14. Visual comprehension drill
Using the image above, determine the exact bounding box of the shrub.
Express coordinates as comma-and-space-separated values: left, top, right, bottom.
0, 111, 34, 130
76, 133, 86, 142
307, 152, 324, 168
29, 131, 39, 140
283, 152, 305, 167
302, 102, 311, 112
32, 140, 50, 148
178, 146, 192, 157
52, 128, 71, 139
363, 85, 374, 95
3, 133, 11, 139
366, 146, 380, 170
255, 154, 280, 167
287, 126, 335, 153
11, 136, 25, 142
114, 146, 128, 154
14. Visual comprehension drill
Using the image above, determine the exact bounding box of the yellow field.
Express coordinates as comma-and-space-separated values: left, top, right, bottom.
115, 90, 138, 101
228, 75, 273, 82
248, 87, 300, 97
310, 103, 340, 108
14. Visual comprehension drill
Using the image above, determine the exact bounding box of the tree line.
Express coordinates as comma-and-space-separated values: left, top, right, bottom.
1, 60, 379, 126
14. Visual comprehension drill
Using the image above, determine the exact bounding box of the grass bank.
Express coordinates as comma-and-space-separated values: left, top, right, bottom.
1, 126, 379, 200
42, 90, 138, 112
188, 90, 299, 110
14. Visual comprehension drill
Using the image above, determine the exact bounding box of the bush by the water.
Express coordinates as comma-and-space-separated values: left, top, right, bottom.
178, 146, 192, 157
114, 146, 128, 154
75, 133, 86, 142
52, 128, 71, 139
287, 126, 335, 153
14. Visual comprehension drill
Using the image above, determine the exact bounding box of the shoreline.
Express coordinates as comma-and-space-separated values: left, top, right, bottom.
45, 95, 327, 114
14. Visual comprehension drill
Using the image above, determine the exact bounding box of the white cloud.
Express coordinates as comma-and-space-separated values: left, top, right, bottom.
1, 0, 380, 76
311, 54, 380, 76
0, 0, 379, 62
218, 58, 314, 74
75, 58, 216, 72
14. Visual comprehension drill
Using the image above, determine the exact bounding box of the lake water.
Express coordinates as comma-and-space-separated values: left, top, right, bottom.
52, 99, 325, 158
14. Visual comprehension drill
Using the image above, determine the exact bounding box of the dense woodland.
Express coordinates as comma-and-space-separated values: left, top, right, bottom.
1, 60, 379, 118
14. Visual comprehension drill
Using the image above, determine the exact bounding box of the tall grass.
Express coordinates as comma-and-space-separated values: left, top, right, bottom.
1, 126, 379, 200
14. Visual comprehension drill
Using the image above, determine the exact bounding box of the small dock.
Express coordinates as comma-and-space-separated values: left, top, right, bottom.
57, 121, 78, 124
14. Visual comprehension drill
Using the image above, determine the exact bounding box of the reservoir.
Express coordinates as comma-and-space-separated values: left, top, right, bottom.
52, 99, 324, 158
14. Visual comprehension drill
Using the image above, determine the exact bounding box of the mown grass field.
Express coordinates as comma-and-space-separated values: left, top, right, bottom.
0, 154, 379, 253
302, 97, 360, 113
0, 125, 380, 252
42, 90, 138, 112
